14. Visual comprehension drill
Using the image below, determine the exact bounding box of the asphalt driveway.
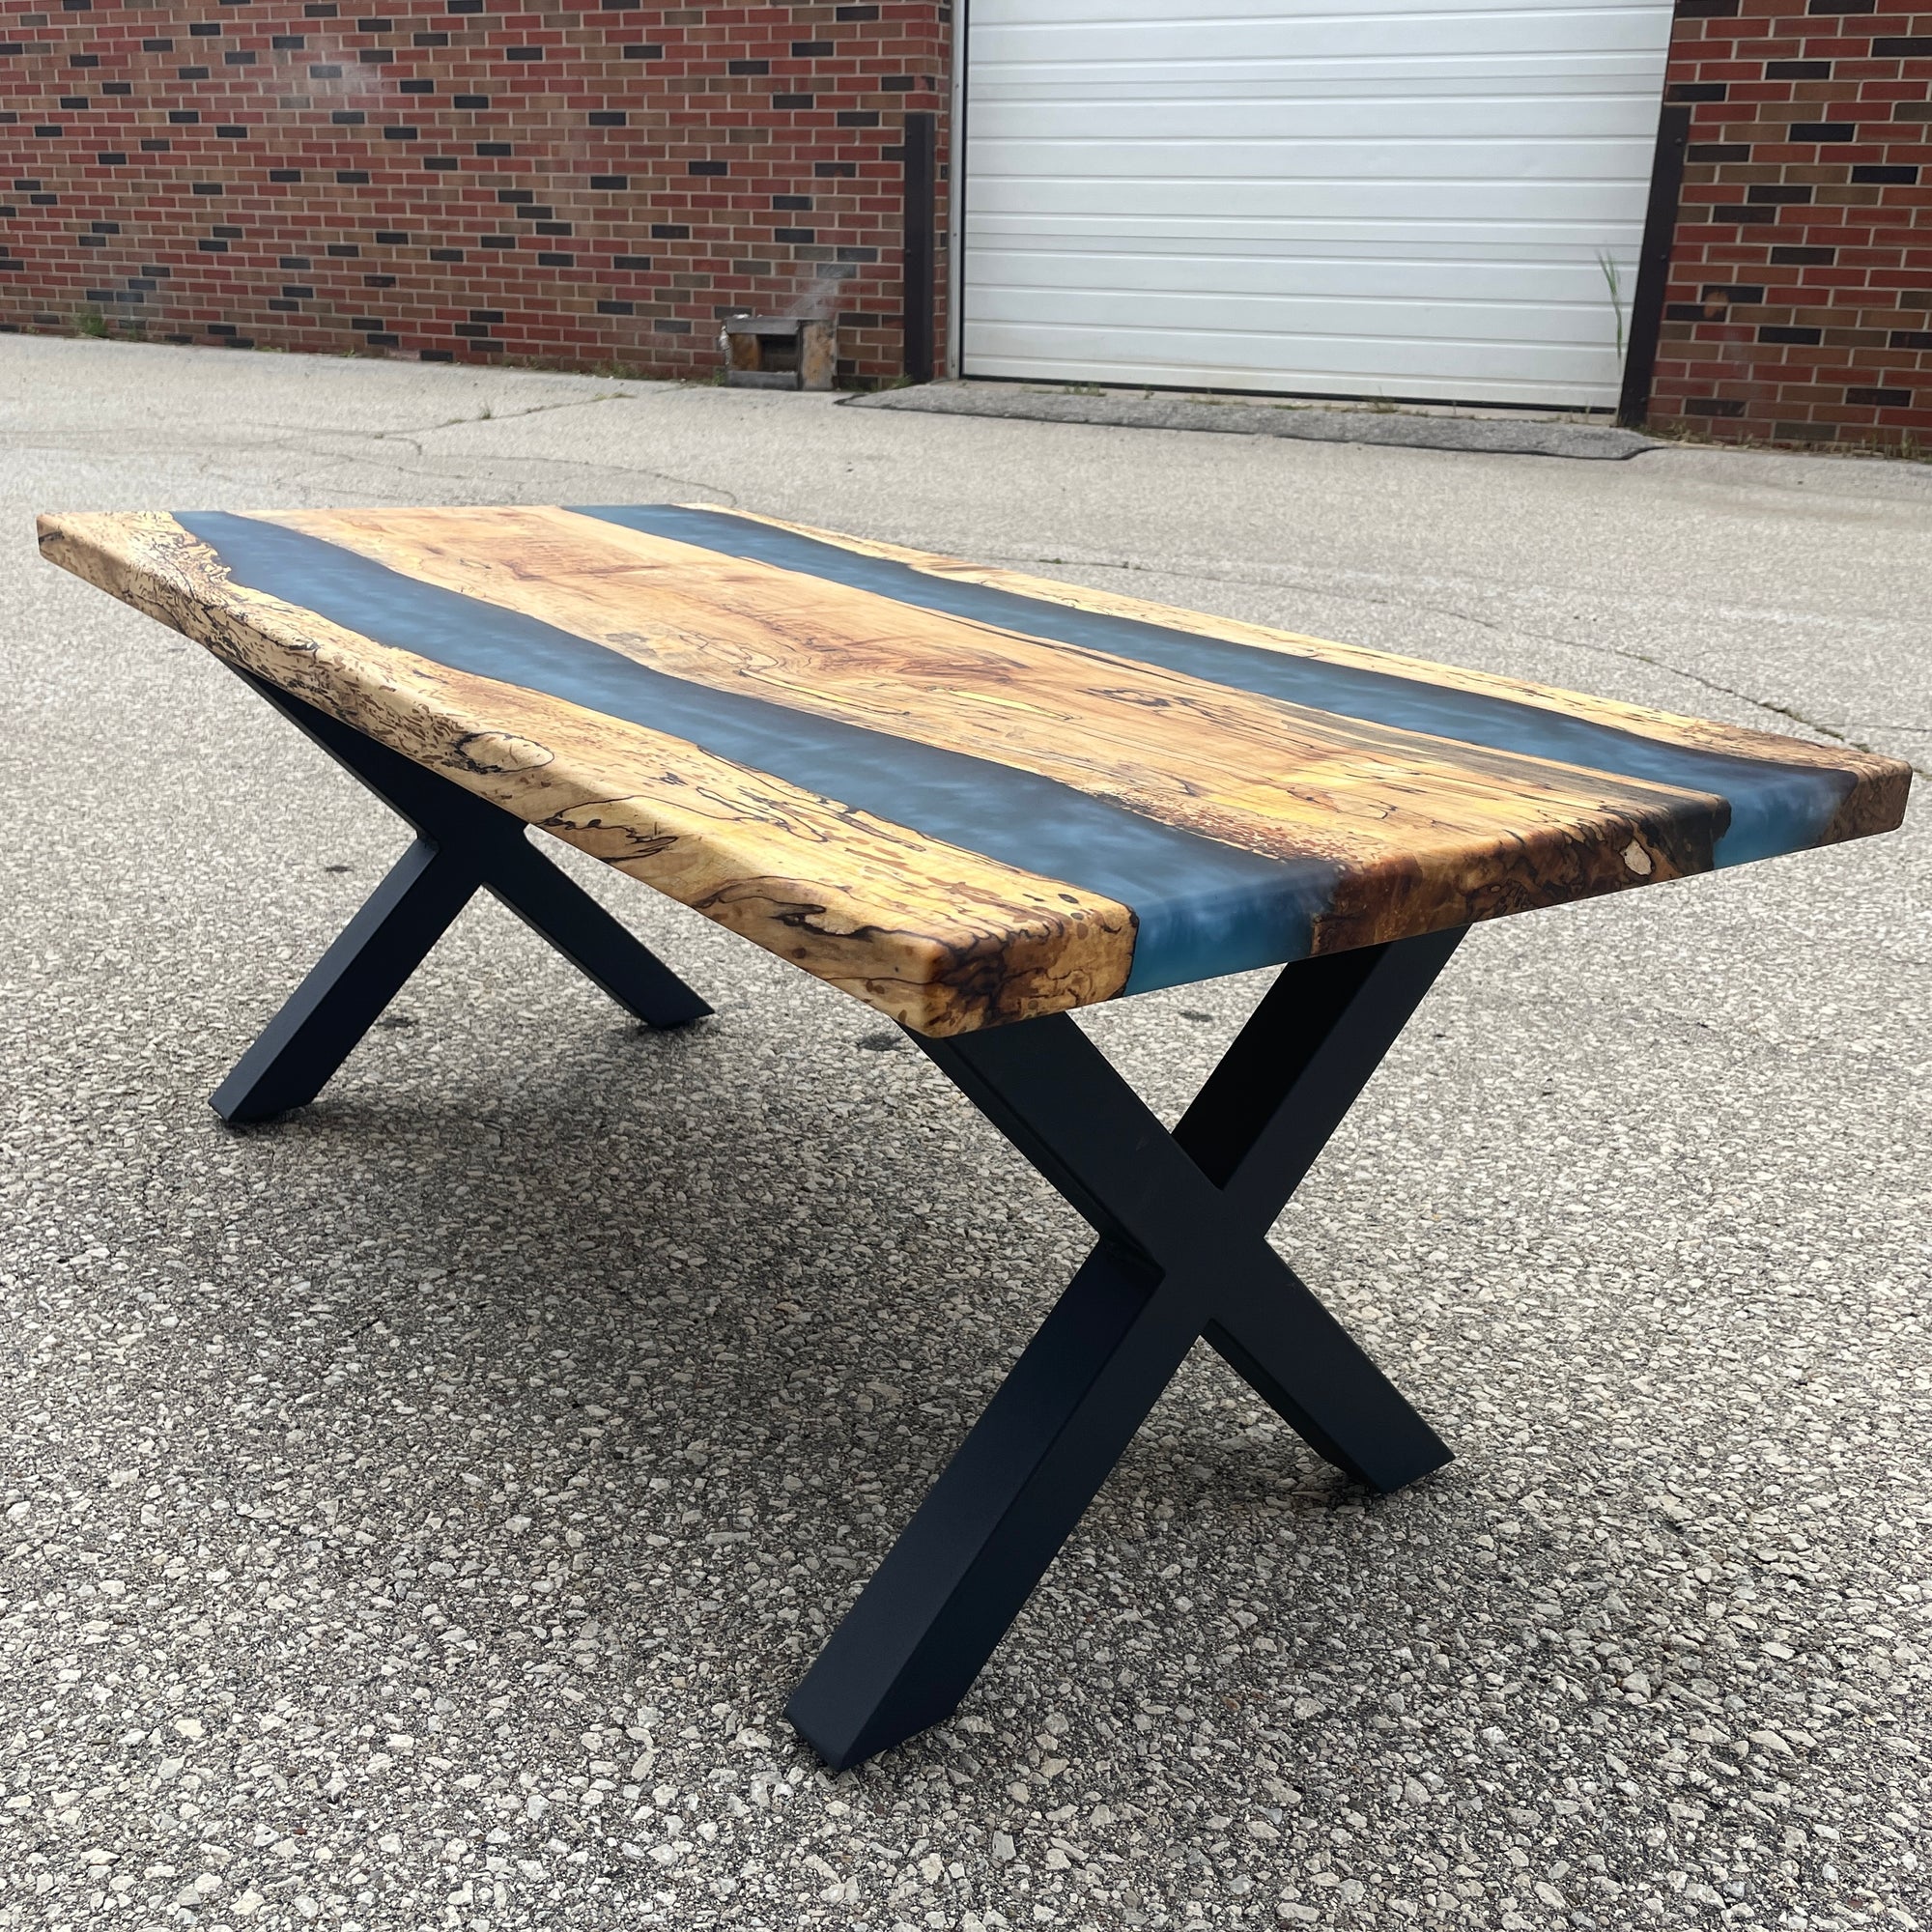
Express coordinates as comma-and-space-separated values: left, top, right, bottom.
1, 335, 1927, 1931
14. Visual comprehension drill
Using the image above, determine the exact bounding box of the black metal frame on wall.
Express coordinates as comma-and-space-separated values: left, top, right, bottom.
902, 110, 938, 384
1619, 103, 1693, 428
945, 0, 968, 378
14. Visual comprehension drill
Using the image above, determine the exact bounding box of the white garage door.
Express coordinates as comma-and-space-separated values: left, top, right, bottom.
961, 0, 1677, 409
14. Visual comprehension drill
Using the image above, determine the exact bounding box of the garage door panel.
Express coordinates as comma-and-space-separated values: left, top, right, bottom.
965, 283, 1622, 348
973, 217, 1648, 250
974, 16, 1672, 67
970, 98, 1660, 141
974, 102, 1654, 143
963, 325, 1622, 404
966, 246, 1636, 306
975, 139, 1658, 181
967, 175, 1655, 222
962, 0, 1675, 407
983, 0, 1662, 22
981, 59, 1671, 93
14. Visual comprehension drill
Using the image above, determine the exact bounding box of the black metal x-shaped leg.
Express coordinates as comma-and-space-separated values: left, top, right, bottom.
211, 670, 710, 1122
784, 927, 1463, 1770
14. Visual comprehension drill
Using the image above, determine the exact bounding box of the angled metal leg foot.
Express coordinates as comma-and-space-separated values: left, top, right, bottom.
483, 835, 712, 1030
212, 837, 481, 1122
1179, 930, 1463, 1490
1202, 1262, 1451, 1494
787, 928, 1465, 1769
212, 670, 709, 1120
786, 1243, 1198, 1771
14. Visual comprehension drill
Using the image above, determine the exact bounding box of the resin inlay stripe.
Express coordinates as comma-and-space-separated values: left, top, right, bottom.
174, 510, 1337, 993
576, 504, 1853, 867
268, 504, 1736, 897
37, 499, 1911, 1036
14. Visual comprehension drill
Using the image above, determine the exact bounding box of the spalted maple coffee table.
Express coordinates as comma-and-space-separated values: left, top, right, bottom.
42, 503, 1909, 1771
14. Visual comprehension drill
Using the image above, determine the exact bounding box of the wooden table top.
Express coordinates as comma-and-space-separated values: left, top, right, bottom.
41, 503, 1911, 1036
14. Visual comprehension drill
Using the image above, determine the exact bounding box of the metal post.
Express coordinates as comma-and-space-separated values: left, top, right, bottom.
901, 110, 937, 385
1618, 103, 1692, 429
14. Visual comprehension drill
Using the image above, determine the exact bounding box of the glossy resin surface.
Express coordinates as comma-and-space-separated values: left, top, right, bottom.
41, 503, 1911, 1034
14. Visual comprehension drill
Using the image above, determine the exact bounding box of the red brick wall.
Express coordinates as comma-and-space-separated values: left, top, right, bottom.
4, 2, 1924, 440
1652, 0, 1931, 447
0, 0, 949, 384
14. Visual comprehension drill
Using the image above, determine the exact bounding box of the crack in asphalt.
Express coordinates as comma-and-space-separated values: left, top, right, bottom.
175, 424, 745, 512
412, 447, 741, 506
382, 390, 637, 442
277, 392, 639, 462
0, 389, 634, 455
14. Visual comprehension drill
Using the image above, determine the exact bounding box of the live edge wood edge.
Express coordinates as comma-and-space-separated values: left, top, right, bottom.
39, 509, 1141, 1037
38, 506, 1912, 1037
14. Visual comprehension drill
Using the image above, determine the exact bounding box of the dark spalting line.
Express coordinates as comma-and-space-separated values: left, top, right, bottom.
577, 505, 1855, 869
175, 511, 1340, 996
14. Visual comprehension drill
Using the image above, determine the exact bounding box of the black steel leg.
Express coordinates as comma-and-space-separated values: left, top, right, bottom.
213, 836, 482, 1122
480, 833, 713, 1031
784, 1243, 1201, 1771
1178, 929, 1463, 1483
1201, 1257, 1449, 1492
213, 670, 708, 1121
785, 928, 1463, 1770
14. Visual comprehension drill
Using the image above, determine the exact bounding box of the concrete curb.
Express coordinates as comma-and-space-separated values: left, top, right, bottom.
844, 381, 1663, 461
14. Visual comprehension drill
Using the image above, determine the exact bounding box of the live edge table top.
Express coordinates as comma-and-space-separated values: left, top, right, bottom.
41, 502, 1911, 1037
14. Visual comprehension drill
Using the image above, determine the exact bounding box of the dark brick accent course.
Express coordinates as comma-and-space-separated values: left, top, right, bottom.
0, 0, 949, 383
1651, 0, 1932, 447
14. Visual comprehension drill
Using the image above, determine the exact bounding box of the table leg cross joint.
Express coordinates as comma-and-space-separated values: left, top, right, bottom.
211, 671, 710, 1123
784, 927, 1463, 1769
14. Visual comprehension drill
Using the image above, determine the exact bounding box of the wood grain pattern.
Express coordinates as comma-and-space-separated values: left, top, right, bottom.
269, 505, 1745, 953
38, 500, 1912, 1034
37, 510, 1137, 1034
722, 507, 1906, 845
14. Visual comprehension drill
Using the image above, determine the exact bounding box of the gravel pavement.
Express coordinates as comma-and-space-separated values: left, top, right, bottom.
2, 336, 1928, 1932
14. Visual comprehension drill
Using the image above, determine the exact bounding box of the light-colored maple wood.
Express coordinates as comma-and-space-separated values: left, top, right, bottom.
37, 499, 1912, 1033
37, 509, 1137, 1034
265, 504, 1842, 954
725, 508, 1905, 843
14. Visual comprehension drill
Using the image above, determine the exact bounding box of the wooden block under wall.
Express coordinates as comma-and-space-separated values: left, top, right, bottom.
800, 321, 836, 391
